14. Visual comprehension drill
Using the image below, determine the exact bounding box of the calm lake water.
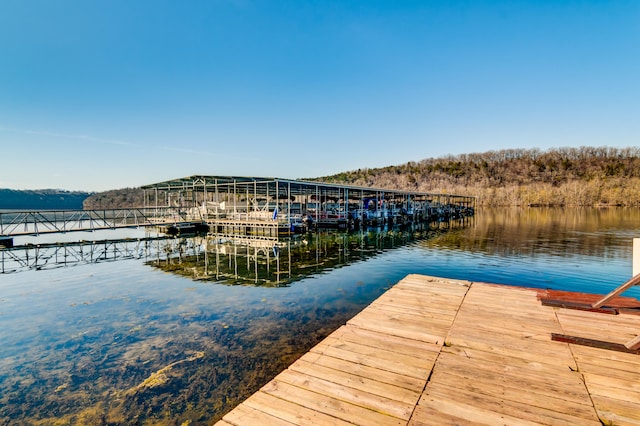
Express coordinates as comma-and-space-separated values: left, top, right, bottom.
0, 207, 638, 425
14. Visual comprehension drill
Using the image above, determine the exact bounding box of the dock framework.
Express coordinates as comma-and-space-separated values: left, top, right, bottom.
141, 175, 476, 235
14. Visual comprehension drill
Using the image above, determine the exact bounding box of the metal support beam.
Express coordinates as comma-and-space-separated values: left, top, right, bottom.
634, 238, 640, 277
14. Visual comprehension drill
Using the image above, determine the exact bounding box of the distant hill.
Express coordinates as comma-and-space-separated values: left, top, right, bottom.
0, 189, 91, 210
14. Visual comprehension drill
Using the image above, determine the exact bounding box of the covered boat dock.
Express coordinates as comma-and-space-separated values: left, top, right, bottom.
141, 175, 475, 235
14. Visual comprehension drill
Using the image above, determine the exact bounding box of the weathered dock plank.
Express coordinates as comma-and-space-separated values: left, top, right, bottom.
261, 378, 406, 426
418, 382, 600, 426
221, 404, 296, 426
296, 351, 425, 390
217, 274, 640, 426
288, 359, 422, 405
243, 390, 354, 426
309, 337, 437, 380
428, 282, 602, 425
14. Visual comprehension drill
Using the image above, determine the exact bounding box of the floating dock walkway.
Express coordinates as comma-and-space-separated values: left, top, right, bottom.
217, 274, 640, 425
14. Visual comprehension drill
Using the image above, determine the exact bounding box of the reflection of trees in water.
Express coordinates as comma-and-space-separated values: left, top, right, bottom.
149, 221, 470, 287
422, 207, 639, 259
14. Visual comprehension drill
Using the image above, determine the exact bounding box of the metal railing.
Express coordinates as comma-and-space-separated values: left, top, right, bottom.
0, 207, 200, 236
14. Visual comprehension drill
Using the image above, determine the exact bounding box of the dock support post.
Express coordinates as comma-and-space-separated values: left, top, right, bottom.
233, 179, 237, 218
315, 185, 319, 225
634, 238, 640, 277
215, 179, 219, 220
287, 181, 291, 229
203, 180, 208, 221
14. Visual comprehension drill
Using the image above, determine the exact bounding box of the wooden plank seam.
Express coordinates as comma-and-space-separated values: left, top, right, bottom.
404, 279, 471, 423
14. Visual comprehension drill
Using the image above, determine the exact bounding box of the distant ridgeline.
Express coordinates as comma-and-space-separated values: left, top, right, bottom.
0, 189, 91, 210
314, 146, 640, 207
29, 146, 640, 209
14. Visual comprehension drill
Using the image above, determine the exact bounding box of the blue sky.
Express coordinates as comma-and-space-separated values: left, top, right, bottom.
1, 1, 638, 191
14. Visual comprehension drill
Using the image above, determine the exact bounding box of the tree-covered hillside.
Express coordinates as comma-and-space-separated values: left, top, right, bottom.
82, 188, 145, 209
0, 189, 91, 210
75, 146, 640, 208
315, 146, 640, 206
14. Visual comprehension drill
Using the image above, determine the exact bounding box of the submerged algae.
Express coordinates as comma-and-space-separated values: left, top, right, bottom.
126, 351, 205, 394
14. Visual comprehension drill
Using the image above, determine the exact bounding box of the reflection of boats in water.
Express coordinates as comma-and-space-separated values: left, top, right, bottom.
148, 220, 472, 287
0, 218, 473, 276
160, 221, 210, 236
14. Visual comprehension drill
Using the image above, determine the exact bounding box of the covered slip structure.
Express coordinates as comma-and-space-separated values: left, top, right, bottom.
141, 175, 476, 236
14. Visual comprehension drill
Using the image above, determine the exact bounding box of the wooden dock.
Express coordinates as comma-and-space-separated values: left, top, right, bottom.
217, 274, 640, 425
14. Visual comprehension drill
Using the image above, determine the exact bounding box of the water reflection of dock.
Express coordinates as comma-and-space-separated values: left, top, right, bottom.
0, 236, 174, 274
0, 220, 472, 276
149, 222, 468, 286
218, 274, 640, 425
